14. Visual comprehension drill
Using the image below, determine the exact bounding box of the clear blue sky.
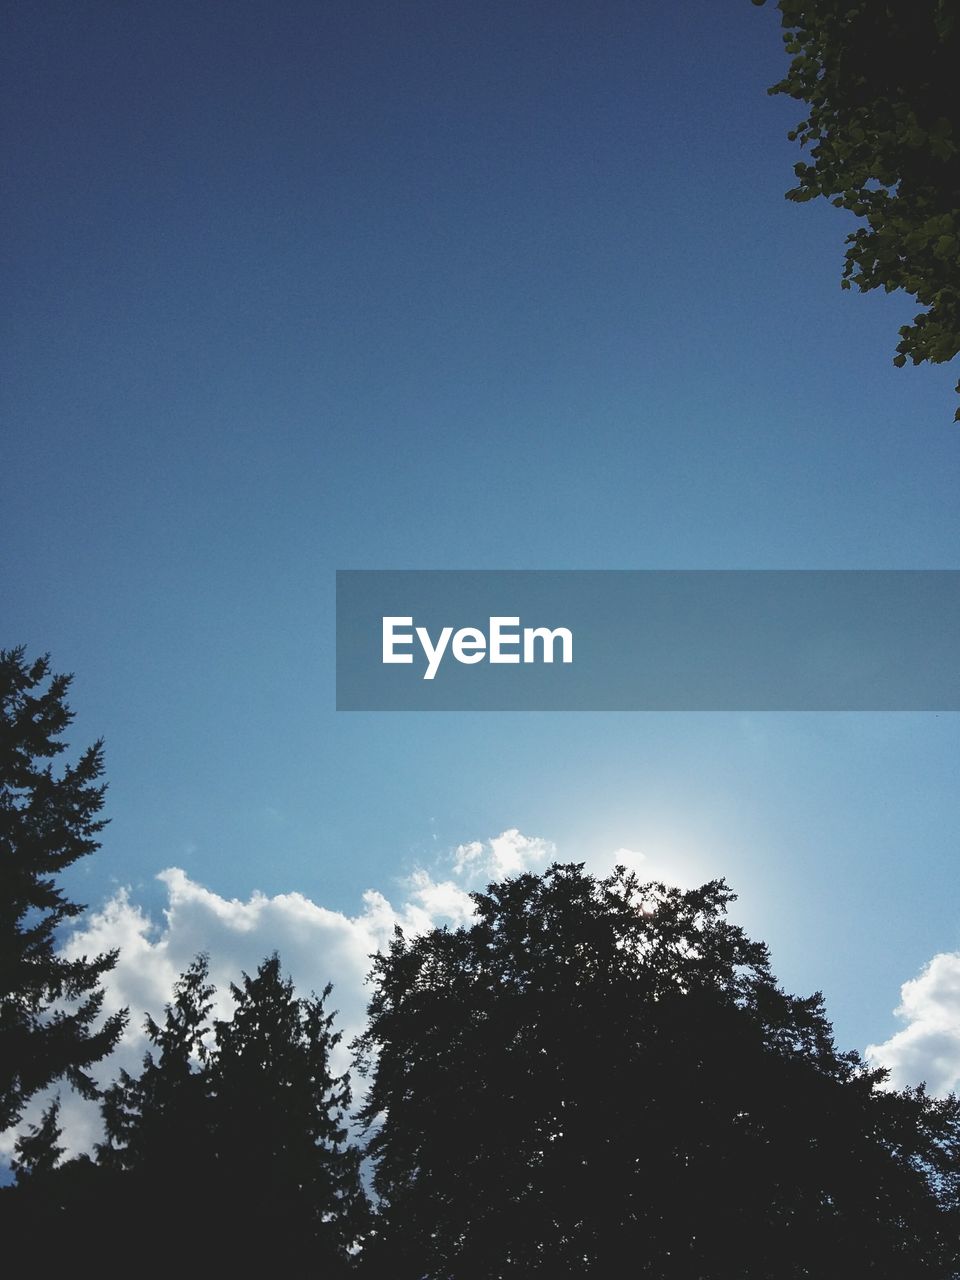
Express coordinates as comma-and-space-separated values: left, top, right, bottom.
3, 0, 958, 1062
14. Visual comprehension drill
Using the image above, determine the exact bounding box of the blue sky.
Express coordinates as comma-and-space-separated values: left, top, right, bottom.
3, 0, 959, 1135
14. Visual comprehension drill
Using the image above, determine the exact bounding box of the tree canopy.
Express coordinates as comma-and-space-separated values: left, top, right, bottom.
0, 646, 126, 1134
207, 953, 370, 1272
97, 952, 368, 1274
756, 0, 960, 417
97, 952, 216, 1187
355, 863, 960, 1277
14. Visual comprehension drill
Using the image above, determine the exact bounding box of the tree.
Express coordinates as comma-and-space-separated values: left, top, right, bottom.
93, 954, 228, 1267
97, 951, 215, 1178
754, 0, 960, 417
97, 952, 368, 1274
0, 1096, 103, 1258
355, 863, 960, 1277
209, 954, 369, 1273
0, 646, 126, 1135
11, 1097, 64, 1184
0, 961, 214, 1264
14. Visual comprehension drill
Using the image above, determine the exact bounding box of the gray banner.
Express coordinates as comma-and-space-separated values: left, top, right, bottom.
336, 571, 960, 711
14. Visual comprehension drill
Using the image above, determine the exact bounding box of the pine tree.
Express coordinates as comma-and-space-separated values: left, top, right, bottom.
97, 952, 368, 1274
0, 646, 126, 1134
1, 1095, 93, 1257
210, 954, 369, 1275
92, 954, 218, 1265
11, 1098, 64, 1183
98, 952, 215, 1175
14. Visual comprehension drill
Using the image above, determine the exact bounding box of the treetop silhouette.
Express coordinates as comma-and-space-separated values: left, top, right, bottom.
0, 646, 126, 1134
355, 862, 960, 1277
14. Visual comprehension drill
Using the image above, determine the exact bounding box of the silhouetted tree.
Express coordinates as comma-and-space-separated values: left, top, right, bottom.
355, 863, 960, 1277
755, 0, 960, 416
0, 646, 126, 1134
1, 959, 216, 1266
11, 1097, 64, 1183
210, 954, 369, 1274
98, 953, 214, 1171
96, 952, 367, 1274
70, 954, 215, 1265
0, 1097, 95, 1262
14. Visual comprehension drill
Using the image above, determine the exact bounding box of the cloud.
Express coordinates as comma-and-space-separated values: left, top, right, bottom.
611, 847, 647, 874
866, 951, 960, 1096
452, 828, 554, 881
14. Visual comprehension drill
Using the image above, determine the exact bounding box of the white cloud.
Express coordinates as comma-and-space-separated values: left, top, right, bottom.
405, 869, 476, 927
452, 828, 554, 882
611, 847, 647, 874
866, 951, 960, 1096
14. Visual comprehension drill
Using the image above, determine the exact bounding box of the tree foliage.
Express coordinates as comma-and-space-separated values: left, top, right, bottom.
97, 952, 215, 1181
11, 1097, 65, 1184
0, 646, 125, 1134
208, 954, 370, 1272
755, 0, 960, 416
97, 952, 368, 1274
356, 863, 960, 1277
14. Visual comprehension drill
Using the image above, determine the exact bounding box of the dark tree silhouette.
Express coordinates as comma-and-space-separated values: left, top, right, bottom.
11, 1097, 64, 1183
755, 0, 960, 417
0, 1095, 103, 1264
97, 952, 215, 1179
355, 863, 960, 1278
96, 952, 367, 1274
0, 646, 126, 1134
209, 954, 369, 1274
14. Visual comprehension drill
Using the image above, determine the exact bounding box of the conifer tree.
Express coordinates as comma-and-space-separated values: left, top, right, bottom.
0, 646, 126, 1134
209, 954, 369, 1274
11, 1098, 64, 1183
97, 952, 368, 1274
1, 1095, 96, 1255
98, 952, 215, 1176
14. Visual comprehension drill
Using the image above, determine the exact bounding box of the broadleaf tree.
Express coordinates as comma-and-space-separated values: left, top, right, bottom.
0, 646, 126, 1135
355, 862, 960, 1277
755, 0, 960, 417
